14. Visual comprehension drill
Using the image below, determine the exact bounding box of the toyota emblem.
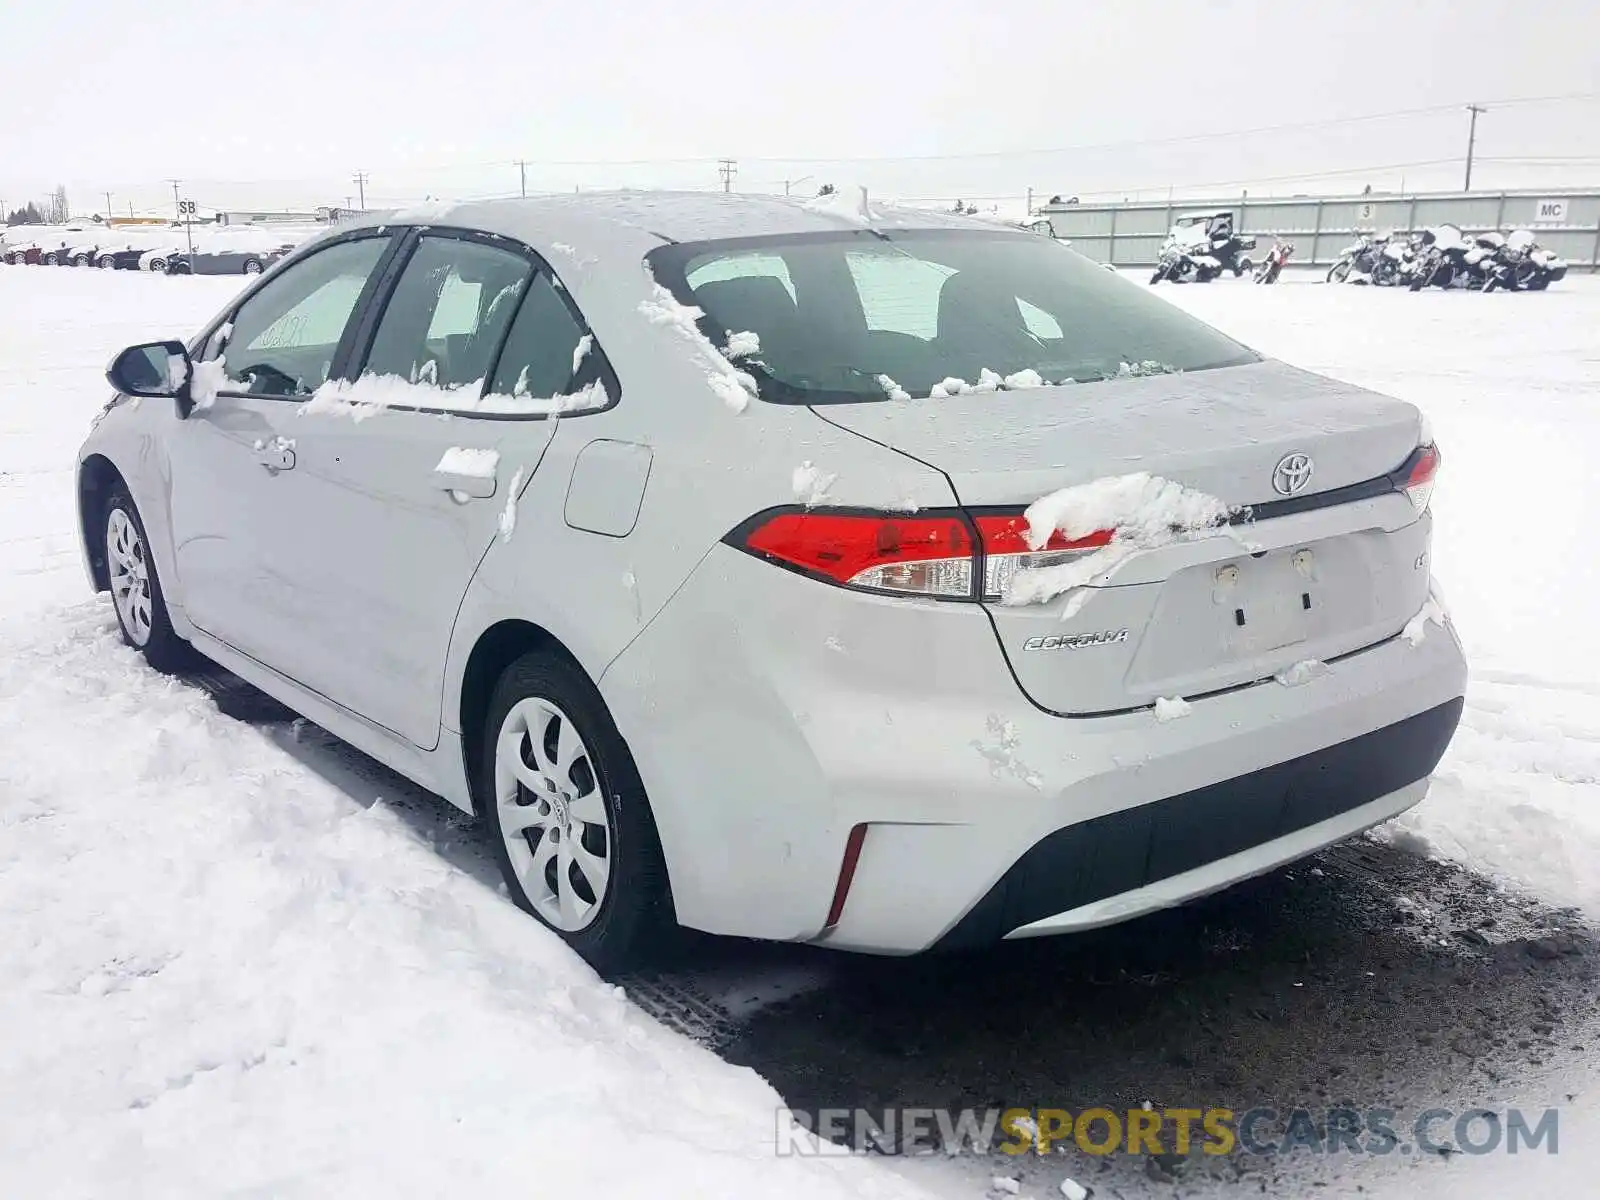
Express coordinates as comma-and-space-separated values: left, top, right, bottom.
1272, 452, 1314, 496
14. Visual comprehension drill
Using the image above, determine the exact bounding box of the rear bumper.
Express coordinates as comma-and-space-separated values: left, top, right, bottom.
937, 697, 1460, 949
601, 546, 1468, 954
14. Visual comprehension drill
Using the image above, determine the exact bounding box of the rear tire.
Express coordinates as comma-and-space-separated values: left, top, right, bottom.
103, 487, 194, 674
479, 650, 672, 974
43, 252, 59, 266
241, 258, 263, 275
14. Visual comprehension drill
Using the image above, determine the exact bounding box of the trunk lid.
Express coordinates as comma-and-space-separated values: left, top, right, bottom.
814, 359, 1432, 714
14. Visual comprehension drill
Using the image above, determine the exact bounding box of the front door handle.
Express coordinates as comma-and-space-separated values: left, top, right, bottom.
255, 437, 295, 473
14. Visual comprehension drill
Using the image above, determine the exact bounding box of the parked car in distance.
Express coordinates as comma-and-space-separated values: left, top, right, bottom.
3, 242, 44, 266
77, 193, 1466, 973
168, 246, 288, 276
62, 240, 103, 267
96, 246, 154, 270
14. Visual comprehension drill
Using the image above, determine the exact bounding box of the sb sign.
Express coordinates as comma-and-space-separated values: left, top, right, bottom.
1534, 199, 1567, 223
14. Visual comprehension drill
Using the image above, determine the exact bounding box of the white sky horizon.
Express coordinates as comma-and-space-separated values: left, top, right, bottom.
2, 0, 1597, 218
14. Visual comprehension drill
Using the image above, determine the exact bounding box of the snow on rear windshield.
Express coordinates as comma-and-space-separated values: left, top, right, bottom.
650, 230, 1257, 404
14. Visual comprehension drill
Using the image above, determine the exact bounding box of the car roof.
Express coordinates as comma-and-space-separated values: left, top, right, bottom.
336, 190, 1023, 258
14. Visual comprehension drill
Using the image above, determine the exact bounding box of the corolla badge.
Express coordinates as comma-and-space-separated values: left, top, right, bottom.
1022, 629, 1129, 652
1272, 451, 1314, 496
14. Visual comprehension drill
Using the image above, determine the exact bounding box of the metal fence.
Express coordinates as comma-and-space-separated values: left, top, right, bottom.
1038, 189, 1600, 270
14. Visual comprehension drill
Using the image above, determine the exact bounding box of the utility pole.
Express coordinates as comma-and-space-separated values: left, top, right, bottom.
516, 160, 528, 198
1464, 104, 1487, 191
104, 192, 113, 219
168, 180, 193, 252
718, 159, 737, 193
352, 170, 369, 210
782, 175, 813, 197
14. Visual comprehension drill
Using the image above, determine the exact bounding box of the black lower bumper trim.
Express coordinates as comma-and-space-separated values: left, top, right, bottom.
936, 697, 1464, 950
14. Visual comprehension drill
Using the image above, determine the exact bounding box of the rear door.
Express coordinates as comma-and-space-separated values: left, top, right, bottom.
239, 230, 611, 748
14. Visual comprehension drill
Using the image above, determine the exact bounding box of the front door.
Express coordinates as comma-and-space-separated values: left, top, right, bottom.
168, 233, 397, 663
236, 231, 609, 748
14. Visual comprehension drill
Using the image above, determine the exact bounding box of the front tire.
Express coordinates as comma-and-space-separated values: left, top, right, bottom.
1327, 261, 1351, 283
241, 258, 263, 275
104, 488, 193, 673
480, 650, 671, 974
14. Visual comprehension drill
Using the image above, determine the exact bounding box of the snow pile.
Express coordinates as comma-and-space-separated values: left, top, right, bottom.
792, 461, 837, 508
1275, 658, 1329, 687
189, 356, 228, 411
164, 353, 188, 392
570, 332, 593, 375
638, 281, 759, 412
1402, 590, 1449, 646
1003, 473, 1231, 608
434, 446, 499, 478
876, 374, 911, 401
725, 330, 761, 359
1153, 695, 1192, 722
302, 373, 606, 420
499, 468, 524, 542
972, 715, 1044, 790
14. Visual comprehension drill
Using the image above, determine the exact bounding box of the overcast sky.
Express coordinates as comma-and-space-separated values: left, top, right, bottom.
2, 0, 1596, 217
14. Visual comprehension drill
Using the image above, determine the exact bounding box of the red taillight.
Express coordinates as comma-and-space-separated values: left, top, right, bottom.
1401, 444, 1441, 513
740, 511, 976, 598
973, 514, 1113, 602
734, 508, 1117, 602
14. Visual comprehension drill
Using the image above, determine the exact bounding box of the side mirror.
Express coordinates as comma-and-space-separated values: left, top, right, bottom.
106, 341, 194, 417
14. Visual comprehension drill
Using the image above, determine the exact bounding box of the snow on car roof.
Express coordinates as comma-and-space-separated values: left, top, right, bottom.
341, 189, 1025, 259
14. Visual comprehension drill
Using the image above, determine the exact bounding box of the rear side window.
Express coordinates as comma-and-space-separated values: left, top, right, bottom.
221, 236, 390, 397
488, 274, 592, 401
362, 236, 531, 389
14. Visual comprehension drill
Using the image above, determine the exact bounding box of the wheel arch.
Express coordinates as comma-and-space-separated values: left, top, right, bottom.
77, 453, 128, 593
456, 619, 587, 816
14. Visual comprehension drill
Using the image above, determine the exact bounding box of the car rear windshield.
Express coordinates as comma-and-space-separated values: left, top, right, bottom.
646, 229, 1257, 404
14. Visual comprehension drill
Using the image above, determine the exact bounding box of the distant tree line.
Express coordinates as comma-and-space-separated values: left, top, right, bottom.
6, 186, 70, 226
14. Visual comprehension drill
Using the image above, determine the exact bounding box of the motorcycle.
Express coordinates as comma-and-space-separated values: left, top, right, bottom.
1150, 211, 1256, 284
1408, 225, 1472, 291
1499, 229, 1568, 291
1253, 239, 1294, 283
1326, 232, 1410, 285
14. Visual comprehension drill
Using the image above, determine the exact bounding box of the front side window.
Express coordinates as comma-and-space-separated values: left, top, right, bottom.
648, 229, 1258, 404
220, 236, 390, 397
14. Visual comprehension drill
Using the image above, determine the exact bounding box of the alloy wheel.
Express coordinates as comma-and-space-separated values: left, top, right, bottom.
493, 697, 612, 931
106, 508, 153, 646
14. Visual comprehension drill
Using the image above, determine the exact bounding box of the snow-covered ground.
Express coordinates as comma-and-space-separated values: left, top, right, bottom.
2, 263, 1598, 1199
0, 269, 922, 1199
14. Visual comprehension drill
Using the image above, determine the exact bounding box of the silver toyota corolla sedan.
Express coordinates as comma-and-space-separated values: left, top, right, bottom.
76, 192, 1466, 972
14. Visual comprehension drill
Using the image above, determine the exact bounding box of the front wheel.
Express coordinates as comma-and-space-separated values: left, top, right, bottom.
241, 258, 263, 275
480, 650, 672, 974
104, 488, 194, 673
1327, 261, 1351, 283
43, 252, 59, 266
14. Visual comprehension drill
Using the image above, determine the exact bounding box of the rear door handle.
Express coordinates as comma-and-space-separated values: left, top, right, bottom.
435, 469, 496, 499
255, 438, 295, 472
